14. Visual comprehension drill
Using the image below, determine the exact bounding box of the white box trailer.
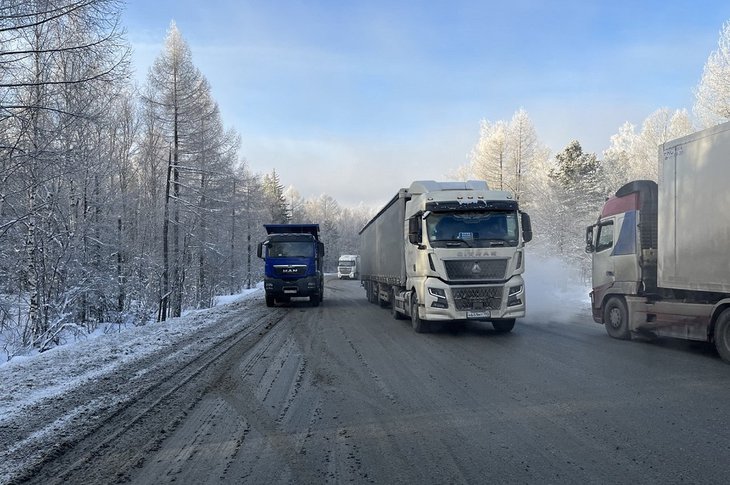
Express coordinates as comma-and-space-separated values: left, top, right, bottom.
659, 122, 730, 293
586, 121, 730, 362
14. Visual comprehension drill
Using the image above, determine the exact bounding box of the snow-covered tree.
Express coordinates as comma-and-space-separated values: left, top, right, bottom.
145, 22, 210, 318
694, 20, 730, 127
470, 120, 509, 191
468, 109, 544, 202
304, 195, 342, 271
284, 185, 307, 223
466, 109, 549, 205
549, 141, 605, 267
603, 109, 694, 186
0, 0, 130, 346
262, 170, 290, 224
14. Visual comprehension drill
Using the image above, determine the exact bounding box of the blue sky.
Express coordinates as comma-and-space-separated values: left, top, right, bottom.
123, 0, 730, 207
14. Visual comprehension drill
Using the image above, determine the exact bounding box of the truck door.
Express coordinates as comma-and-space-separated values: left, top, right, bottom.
592, 219, 615, 307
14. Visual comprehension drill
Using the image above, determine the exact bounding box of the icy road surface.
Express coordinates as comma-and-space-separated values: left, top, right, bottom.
3, 276, 730, 484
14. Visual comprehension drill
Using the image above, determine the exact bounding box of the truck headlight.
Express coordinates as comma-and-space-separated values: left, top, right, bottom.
428, 287, 448, 309
508, 285, 523, 307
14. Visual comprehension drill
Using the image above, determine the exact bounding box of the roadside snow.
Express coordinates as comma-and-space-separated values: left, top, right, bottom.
0, 286, 263, 421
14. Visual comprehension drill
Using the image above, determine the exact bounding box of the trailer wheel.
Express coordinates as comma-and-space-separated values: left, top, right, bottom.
379, 291, 389, 308
367, 282, 378, 304
265, 294, 275, 307
411, 293, 429, 333
714, 309, 730, 363
492, 319, 515, 333
603, 296, 630, 340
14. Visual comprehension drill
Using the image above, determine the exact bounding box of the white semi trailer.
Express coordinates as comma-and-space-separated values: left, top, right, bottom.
585, 121, 730, 362
359, 180, 532, 333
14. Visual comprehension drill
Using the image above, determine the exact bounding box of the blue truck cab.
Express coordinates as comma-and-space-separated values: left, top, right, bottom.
257, 224, 325, 307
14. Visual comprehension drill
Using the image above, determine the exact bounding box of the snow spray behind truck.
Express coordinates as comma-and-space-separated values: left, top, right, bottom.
359, 180, 532, 333
585, 121, 730, 362
257, 224, 325, 307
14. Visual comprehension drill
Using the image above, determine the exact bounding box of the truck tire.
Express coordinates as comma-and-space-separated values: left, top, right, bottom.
411, 293, 429, 333
367, 282, 378, 304
492, 319, 515, 333
604, 296, 631, 340
379, 291, 389, 308
265, 294, 275, 307
391, 291, 406, 320
714, 309, 730, 363
311, 294, 320, 307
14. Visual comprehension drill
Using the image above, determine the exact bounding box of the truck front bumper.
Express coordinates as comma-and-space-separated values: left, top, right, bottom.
265, 275, 320, 298
419, 276, 526, 321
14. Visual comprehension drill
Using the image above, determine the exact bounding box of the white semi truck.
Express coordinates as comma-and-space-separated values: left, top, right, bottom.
585, 121, 730, 362
337, 255, 360, 279
359, 180, 532, 333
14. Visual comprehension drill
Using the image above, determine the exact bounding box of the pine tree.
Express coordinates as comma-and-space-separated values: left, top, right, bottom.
549, 141, 605, 265
262, 170, 289, 223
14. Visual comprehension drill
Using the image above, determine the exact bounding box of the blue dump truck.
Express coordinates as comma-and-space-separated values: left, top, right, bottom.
257, 224, 325, 307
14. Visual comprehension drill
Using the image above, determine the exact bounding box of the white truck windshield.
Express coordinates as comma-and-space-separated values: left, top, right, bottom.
427, 211, 519, 248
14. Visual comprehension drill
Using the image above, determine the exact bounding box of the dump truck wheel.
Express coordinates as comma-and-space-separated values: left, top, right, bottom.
604, 296, 630, 340
265, 294, 275, 307
714, 309, 730, 363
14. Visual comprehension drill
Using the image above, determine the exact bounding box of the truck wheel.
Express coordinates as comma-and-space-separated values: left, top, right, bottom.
411, 294, 429, 333
367, 283, 378, 304
714, 309, 730, 363
379, 291, 389, 308
492, 319, 515, 333
604, 296, 631, 340
391, 291, 405, 320
311, 295, 320, 307
265, 294, 275, 307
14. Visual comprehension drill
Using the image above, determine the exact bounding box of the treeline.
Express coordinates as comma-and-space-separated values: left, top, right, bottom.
459, 20, 730, 275
0, 4, 368, 357
2, 1, 729, 360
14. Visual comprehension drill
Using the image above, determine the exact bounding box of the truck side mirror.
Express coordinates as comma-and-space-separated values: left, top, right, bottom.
408, 216, 421, 245
585, 225, 595, 253
520, 212, 533, 243
256, 242, 264, 259
318, 241, 325, 257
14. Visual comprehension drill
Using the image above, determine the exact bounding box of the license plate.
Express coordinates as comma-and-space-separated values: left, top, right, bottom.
467, 311, 490, 319
283, 289, 298, 294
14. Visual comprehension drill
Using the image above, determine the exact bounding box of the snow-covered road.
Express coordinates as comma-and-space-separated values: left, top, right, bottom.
0, 289, 269, 483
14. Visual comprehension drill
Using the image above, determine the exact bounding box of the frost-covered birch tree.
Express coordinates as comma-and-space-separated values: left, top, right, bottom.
694, 20, 730, 127
602, 109, 693, 186
467, 109, 548, 205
